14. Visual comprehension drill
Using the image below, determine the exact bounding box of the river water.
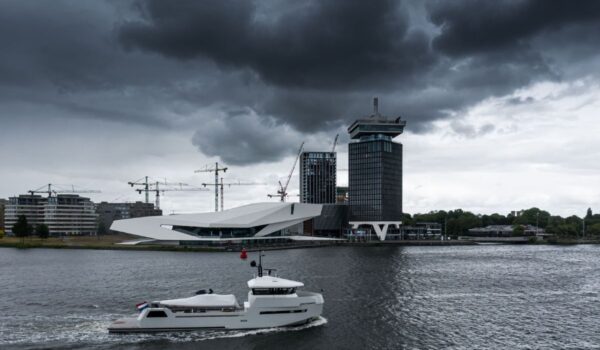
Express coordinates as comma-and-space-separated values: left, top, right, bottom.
1, 245, 599, 349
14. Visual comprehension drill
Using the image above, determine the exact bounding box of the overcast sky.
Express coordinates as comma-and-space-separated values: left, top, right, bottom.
1, 0, 599, 216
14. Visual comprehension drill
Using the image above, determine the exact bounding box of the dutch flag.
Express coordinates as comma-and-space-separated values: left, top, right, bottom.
136, 301, 149, 312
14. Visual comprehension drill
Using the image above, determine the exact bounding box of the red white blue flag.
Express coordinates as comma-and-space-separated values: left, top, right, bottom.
136, 301, 149, 311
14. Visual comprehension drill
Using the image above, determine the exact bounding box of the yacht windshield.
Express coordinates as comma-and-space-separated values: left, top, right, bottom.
252, 288, 296, 295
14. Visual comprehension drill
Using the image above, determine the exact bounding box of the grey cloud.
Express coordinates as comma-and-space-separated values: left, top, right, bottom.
450, 121, 495, 138
478, 123, 495, 136
507, 96, 535, 105
191, 111, 303, 165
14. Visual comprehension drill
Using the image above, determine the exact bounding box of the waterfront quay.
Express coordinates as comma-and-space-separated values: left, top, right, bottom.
0, 233, 476, 252
0, 234, 554, 253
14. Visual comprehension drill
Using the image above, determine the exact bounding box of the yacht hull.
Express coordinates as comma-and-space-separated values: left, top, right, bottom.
109, 295, 323, 333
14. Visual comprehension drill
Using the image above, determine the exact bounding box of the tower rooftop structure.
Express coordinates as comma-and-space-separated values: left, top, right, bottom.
347, 97, 406, 140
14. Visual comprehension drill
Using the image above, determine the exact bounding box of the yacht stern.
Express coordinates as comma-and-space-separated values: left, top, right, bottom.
107, 317, 141, 333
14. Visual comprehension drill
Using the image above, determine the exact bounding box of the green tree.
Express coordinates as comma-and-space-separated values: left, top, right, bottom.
564, 215, 583, 234
482, 213, 509, 227
35, 224, 50, 239
547, 215, 564, 227
512, 225, 525, 236
552, 223, 579, 237
586, 208, 593, 220
12, 215, 32, 243
587, 223, 600, 237
438, 209, 482, 237
513, 208, 551, 228
97, 221, 108, 236
591, 214, 600, 225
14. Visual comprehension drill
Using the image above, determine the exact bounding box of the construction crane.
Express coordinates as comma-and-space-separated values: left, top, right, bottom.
194, 162, 228, 212
128, 176, 151, 204
332, 133, 339, 152
145, 181, 209, 210
129, 177, 208, 209
268, 142, 304, 202
202, 178, 266, 211
28, 184, 101, 197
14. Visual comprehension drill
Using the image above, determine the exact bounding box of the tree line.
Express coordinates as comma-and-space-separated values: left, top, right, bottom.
401, 207, 600, 238
10, 215, 49, 242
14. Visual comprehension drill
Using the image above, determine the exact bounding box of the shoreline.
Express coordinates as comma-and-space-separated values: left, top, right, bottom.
0, 240, 471, 252
1, 237, 598, 252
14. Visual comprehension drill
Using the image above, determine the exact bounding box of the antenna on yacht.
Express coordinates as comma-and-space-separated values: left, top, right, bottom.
250, 251, 265, 277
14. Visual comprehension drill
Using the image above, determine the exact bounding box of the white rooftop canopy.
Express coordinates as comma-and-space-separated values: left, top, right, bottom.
159, 294, 238, 308
110, 202, 323, 242
247, 276, 304, 289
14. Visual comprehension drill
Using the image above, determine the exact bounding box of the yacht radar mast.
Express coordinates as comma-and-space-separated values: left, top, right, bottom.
250, 251, 276, 277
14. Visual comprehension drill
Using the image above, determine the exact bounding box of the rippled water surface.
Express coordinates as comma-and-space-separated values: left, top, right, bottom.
1, 245, 600, 349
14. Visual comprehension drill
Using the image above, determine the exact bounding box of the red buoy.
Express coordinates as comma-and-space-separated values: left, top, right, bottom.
240, 248, 248, 259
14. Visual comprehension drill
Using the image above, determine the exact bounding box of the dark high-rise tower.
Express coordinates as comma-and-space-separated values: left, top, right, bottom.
299, 151, 336, 204
348, 98, 406, 221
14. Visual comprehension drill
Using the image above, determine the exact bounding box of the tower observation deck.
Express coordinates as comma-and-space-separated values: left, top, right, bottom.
347, 97, 406, 140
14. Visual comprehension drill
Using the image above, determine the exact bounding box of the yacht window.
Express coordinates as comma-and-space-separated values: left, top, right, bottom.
252, 288, 296, 295
260, 309, 307, 315
170, 307, 206, 313
146, 310, 168, 318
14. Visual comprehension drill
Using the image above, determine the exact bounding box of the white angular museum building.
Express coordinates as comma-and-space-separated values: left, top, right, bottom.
110, 202, 327, 244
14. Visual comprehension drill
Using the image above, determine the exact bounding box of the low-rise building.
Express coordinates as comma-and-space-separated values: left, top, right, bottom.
96, 201, 162, 234
45, 194, 98, 235
5, 194, 97, 236
4, 195, 46, 233
467, 224, 544, 237
401, 222, 443, 240
346, 221, 441, 241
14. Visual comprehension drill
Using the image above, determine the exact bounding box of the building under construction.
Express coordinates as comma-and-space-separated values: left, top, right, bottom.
299, 151, 337, 204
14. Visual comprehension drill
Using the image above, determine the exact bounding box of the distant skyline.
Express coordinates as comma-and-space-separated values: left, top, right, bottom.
1, 0, 600, 216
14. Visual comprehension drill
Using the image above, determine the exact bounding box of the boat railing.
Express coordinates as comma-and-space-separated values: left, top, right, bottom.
162, 305, 243, 313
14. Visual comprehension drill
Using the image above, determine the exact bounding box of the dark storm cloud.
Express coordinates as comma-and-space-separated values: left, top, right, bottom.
119, 0, 434, 89
117, 0, 600, 135
2, 0, 600, 165
429, 0, 600, 56
0, 0, 203, 127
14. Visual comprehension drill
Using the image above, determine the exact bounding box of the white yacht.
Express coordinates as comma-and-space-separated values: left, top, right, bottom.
108, 255, 324, 333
